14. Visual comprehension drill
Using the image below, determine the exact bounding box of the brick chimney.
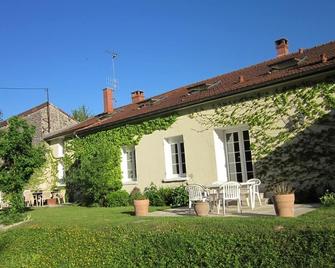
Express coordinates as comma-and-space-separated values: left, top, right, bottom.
103, 88, 113, 114
131, 90, 145, 104
275, 38, 289, 57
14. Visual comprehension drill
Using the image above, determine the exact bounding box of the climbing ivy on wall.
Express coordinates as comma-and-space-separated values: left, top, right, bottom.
64, 115, 177, 205
195, 82, 335, 199
27, 148, 59, 191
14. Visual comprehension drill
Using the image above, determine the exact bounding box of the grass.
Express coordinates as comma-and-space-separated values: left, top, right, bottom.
0, 205, 335, 267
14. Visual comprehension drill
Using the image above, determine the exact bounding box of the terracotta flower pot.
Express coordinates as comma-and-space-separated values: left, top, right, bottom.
134, 199, 149, 216
47, 198, 57, 206
194, 201, 209, 216
273, 194, 295, 217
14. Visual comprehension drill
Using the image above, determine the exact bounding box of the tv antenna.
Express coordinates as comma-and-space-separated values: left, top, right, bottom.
105, 50, 118, 93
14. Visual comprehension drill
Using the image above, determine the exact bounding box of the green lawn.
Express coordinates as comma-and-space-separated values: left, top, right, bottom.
1, 206, 335, 267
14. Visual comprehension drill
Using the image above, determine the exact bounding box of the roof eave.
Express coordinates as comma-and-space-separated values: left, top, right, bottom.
76, 63, 335, 136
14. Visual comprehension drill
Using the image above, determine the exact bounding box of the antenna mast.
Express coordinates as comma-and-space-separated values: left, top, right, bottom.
105, 50, 118, 94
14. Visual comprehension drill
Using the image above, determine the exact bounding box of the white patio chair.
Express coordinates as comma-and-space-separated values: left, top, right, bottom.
55, 189, 66, 204
23, 190, 35, 207
246, 178, 262, 206
185, 184, 208, 213
41, 191, 52, 206
219, 182, 242, 215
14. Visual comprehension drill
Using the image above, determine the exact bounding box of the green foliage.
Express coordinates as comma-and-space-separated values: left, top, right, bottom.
65, 115, 177, 206
320, 190, 335, 207
170, 185, 188, 207
27, 150, 59, 191
271, 181, 294, 195
71, 105, 92, 122
1, 206, 335, 267
6, 193, 25, 214
144, 183, 187, 207
128, 187, 146, 202
195, 82, 335, 194
0, 210, 26, 225
105, 190, 130, 207
144, 183, 165, 206
0, 117, 46, 212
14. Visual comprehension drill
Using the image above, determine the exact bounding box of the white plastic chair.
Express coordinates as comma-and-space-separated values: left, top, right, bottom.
23, 190, 35, 207
246, 178, 262, 206
42, 191, 52, 206
219, 182, 241, 215
56, 189, 66, 204
185, 184, 208, 213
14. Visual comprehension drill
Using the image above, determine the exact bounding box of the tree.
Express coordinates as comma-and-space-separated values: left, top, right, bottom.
0, 117, 45, 212
71, 105, 92, 122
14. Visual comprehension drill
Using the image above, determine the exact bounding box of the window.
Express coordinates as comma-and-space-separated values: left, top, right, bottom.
121, 146, 137, 182
164, 136, 187, 180
225, 129, 254, 182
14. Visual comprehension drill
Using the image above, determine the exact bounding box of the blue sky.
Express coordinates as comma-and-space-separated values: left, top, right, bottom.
1, 0, 334, 119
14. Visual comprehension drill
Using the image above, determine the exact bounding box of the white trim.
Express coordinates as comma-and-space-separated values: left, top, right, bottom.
164, 135, 187, 180
223, 127, 254, 182
213, 129, 228, 182
122, 181, 138, 186
57, 161, 64, 180
163, 177, 189, 183
121, 146, 137, 183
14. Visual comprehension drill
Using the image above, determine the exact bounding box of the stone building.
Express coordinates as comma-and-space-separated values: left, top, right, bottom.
0, 102, 77, 144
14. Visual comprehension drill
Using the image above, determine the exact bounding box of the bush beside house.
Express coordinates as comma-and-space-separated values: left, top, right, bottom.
0, 117, 45, 216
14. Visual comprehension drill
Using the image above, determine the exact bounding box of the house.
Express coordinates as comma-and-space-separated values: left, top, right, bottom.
1, 102, 78, 189
45, 39, 335, 200
0, 102, 77, 144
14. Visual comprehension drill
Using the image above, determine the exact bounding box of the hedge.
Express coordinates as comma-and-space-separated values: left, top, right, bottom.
1, 218, 334, 267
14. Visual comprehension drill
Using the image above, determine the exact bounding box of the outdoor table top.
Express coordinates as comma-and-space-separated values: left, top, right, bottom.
207, 181, 255, 189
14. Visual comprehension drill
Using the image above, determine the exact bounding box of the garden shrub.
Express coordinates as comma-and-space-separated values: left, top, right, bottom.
144, 183, 165, 206
105, 190, 130, 207
170, 185, 188, 207
128, 187, 144, 204
0, 117, 45, 215
320, 190, 335, 206
158, 187, 173, 206
144, 183, 186, 207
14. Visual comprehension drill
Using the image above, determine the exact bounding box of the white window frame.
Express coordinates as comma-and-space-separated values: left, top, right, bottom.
54, 139, 65, 186
164, 135, 187, 181
223, 127, 255, 183
121, 146, 137, 184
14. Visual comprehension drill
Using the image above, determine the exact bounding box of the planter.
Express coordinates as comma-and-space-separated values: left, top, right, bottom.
134, 199, 149, 216
194, 201, 209, 216
273, 194, 295, 217
47, 198, 57, 206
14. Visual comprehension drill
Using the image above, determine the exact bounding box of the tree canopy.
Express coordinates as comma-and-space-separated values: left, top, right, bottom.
71, 105, 92, 122
0, 117, 46, 194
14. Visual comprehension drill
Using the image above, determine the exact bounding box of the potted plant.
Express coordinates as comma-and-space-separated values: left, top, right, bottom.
194, 201, 209, 216
271, 181, 295, 217
133, 191, 149, 216
47, 186, 58, 206
47, 198, 57, 206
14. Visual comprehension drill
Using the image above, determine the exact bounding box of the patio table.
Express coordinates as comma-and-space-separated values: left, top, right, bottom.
32, 192, 42, 206
206, 181, 257, 212
240, 181, 256, 210
32, 191, 59, 206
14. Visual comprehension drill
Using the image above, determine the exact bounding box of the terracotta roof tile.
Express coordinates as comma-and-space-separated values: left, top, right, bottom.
45, 40, 335, 139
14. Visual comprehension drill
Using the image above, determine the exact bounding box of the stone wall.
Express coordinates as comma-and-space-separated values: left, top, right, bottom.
23, 104, 77, 144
